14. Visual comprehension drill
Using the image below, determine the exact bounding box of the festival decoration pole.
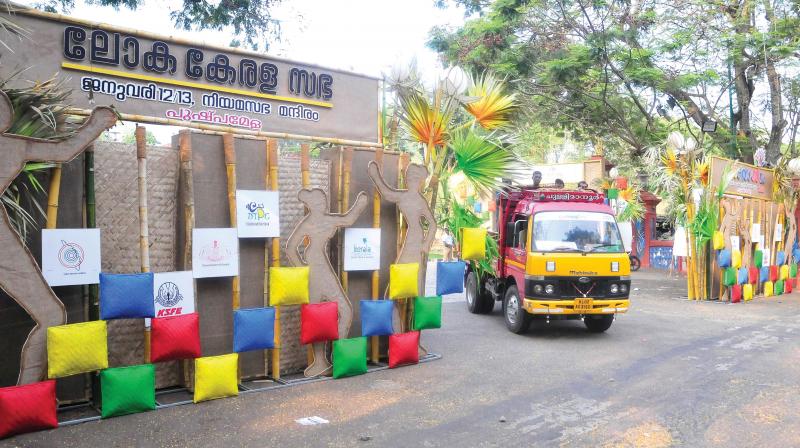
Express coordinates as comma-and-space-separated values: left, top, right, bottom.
268, 139, 281, 380
397, 153, 410, 327
135, 126, 152, 362
84, 145, 98, 401
371, 147, 383, 364
179, 131, 196, 386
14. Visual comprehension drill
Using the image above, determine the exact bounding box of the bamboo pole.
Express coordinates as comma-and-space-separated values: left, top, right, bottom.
46, 165, 62, 229
179, 130, 196, 387
300, 144, 314, 367
370, 148, 384, 363
268, 139, 281, 380
341, 148, 353, 290
397, 153, 411, 326
134, 127, 153, 363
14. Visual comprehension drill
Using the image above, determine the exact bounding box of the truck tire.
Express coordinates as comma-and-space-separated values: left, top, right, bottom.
466, 271, 494, 314
503, 284, 531, 334
584, 315, 614, 333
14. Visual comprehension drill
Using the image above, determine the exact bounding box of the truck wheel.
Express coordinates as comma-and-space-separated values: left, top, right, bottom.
584, 315, 614, 333
503, 285, 531, 334
466, 271, 494, 314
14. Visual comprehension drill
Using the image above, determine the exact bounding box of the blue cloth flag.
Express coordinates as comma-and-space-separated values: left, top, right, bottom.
100, 273, 155, 320
776, 251, 786, 266
760, 266, 770, 283
360, 300, 394, 337
717, 250, 731, 268
737, 267, 748, 285
436, 261, 466, 295
233, 307, 275, 352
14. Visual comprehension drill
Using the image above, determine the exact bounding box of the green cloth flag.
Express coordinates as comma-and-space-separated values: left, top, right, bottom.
723, 267, 737, 287
332, 337, 367, 379
754, 250, 763, 268
100, 364, 156, 418
775, 279, 785, 295
413, 296, 442, 331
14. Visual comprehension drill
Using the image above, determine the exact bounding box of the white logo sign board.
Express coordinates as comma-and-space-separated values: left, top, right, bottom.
145, 271, 196, 327
192, 228, 240, 278
41, 229, 101, 286
236, 190, 280, 238
343, 228, 381, 271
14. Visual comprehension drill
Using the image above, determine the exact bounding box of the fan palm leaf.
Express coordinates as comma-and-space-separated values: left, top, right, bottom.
463, 73, 516, 130
450, 130, 524, 195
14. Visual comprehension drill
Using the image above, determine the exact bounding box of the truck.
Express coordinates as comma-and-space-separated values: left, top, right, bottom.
465, 188, 631, 334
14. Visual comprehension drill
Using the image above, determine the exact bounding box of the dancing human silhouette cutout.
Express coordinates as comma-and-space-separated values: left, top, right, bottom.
0, 91, 116, 384
286, 188, 368, 377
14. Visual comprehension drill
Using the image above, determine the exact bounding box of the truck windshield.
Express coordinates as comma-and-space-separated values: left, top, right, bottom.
532, 211, 624, 253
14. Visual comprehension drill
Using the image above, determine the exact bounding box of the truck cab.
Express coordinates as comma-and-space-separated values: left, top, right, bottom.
465, 189, 631, 334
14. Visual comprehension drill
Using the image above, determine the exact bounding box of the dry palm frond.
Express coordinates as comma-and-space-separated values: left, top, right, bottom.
397, 89, 455, 147
463, 72, 517, 130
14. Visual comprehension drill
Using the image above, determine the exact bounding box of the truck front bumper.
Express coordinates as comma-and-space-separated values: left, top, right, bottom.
522, 298, 629, 315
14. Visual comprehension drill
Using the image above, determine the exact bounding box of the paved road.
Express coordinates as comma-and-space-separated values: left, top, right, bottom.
6, 269, 800, 447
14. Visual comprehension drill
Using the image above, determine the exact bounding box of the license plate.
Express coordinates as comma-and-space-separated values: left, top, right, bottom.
574, 298, 593, 312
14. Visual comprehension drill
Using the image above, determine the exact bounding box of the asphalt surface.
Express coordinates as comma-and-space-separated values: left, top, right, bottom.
5, 268, 800, 447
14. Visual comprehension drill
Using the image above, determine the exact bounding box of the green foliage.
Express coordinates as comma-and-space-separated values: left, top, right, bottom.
122, 128, 159, 146
450, 130, 523, 195
438, 196, 497, 279
0, 76, 79, 241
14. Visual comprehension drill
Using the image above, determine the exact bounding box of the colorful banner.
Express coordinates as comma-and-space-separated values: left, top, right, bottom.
710, 156, 775, 201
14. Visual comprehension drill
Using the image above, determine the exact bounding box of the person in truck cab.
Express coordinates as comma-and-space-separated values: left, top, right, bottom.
532, 171, 542, 189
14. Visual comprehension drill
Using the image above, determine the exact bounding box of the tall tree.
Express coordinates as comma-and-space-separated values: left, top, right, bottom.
28, 0, 283, 51
430, 0, 800, 163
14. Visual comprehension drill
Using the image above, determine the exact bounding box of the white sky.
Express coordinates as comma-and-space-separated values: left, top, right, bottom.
15, 0, 466, 143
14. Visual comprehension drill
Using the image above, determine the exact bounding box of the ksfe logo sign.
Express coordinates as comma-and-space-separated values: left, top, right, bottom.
146, 271, 195, 327
236, 190, 280, 238
42, 228, 102, 286
343, 228, 381, 271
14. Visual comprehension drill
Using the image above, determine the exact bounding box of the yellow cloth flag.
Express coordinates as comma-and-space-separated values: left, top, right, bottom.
389, 263, 419, 299
194, 354, 239, 403
731, 250, 742, 269
764, 281, 774, 297
461, 228, 487, 261
743, 284, 753, 301
47, 321, 108, 378
269, 266, 310, 306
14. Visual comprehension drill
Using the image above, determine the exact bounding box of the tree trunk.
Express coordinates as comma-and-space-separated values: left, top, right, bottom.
763, 0, 787, 163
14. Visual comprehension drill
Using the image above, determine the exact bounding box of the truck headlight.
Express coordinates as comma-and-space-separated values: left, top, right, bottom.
533, 284, 543, 294
545, 284, 555, 295
620, 284, 628, 294
546, 261, 556, 272
609, 284, 619, 294
611, 261, 619, 272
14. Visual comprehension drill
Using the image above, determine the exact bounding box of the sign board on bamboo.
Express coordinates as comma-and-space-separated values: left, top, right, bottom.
41, 229, 102, 286
343, 228, 381, 271
0, 7, 380, 143
145, 271, 196, 327
192, 228, 239, 278
709, 156, 775, 201
236, 190, 280, 238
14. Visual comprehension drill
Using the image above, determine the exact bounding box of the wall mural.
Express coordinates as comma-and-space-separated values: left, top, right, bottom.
286, 188, 368, 377
0, 91, 117, 384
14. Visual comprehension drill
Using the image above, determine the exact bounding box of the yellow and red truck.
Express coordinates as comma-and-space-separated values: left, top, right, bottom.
465, 189, 631, 334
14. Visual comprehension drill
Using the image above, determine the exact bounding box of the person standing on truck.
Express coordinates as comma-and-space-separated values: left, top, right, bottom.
578, 181, 589, 190
554, 178, 565, 189
532, 171, 542, 189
